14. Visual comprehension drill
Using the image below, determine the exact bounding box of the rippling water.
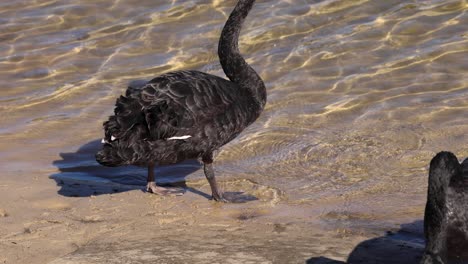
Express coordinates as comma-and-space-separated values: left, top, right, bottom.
1, 0, 467, 229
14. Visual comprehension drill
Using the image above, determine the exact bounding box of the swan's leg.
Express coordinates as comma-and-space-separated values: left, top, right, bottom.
146, 163, 184, 196
202, 153, 227, 202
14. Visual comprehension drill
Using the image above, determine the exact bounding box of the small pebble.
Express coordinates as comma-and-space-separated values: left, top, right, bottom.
0, 209, 8, 217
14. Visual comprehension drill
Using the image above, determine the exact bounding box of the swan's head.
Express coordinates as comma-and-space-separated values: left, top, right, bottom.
95, 143, 125, 167
429, 151, 460, 191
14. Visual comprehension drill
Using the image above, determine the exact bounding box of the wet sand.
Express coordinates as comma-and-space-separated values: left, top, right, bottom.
0, 136, 429, 263
0, 174, 425, 264
0, 141, 428, 263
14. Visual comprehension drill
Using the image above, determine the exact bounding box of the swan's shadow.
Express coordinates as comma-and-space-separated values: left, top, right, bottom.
306, 220, 426, 264
50, 139, 208, 198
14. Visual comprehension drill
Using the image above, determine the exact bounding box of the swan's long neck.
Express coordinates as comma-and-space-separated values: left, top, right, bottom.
218, 0, 266, 109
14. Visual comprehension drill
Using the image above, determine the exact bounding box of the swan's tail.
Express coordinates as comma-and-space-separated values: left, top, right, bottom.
96, 95, 147, 166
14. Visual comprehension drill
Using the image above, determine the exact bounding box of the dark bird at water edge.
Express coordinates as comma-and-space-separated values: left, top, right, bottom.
96, 0, 266, 202
420, 151, 468, 264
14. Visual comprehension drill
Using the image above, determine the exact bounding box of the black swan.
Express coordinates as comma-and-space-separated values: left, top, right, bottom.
95, 0, 266, 202
421, 151, 468, 264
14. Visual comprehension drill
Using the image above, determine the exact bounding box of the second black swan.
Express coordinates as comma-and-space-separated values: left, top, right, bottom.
96, 0, 266, 202
421, 151, 468, 264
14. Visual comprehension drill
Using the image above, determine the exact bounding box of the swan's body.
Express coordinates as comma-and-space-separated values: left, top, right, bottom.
421, 152, 468, 264
96, 0, 265, 201
97, 70, 262, 166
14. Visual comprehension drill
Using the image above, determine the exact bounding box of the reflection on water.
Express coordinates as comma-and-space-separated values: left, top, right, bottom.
0, 0, 467, 231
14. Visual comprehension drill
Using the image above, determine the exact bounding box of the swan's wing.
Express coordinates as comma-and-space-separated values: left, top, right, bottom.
139, 71, 241, 140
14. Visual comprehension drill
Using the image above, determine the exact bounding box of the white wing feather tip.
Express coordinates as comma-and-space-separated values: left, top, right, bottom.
167, 135, 192, 140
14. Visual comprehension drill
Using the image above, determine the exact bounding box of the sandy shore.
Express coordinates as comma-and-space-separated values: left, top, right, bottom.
0, 169, 426, 264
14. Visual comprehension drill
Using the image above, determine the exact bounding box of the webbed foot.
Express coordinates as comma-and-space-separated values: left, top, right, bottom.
146, 182, 185, 196
212, 192, 228, 203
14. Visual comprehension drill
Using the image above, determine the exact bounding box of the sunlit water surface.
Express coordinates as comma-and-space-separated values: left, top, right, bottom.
0, 0, 467, 232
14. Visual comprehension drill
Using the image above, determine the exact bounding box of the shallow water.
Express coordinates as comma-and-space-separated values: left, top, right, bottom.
0, 0, 467, 232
